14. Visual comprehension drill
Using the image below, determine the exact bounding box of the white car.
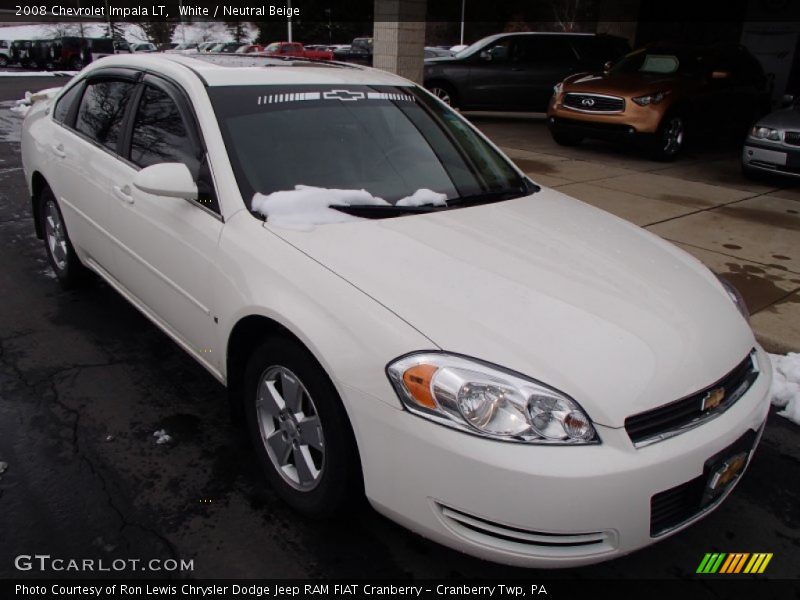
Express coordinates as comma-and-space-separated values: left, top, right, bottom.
21, 53, 771, 568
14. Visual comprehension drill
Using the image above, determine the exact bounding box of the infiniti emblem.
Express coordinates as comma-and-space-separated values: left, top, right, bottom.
581, 97, 596, 107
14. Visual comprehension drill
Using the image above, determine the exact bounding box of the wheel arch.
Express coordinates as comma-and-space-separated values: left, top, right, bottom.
225, 311, 365, 480
30, 170, 49, 239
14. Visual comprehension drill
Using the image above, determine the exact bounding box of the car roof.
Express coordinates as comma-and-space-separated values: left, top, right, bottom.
89, 53, 413, 87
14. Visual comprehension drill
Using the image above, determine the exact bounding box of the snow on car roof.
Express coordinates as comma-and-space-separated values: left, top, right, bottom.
100, 53, 414, 87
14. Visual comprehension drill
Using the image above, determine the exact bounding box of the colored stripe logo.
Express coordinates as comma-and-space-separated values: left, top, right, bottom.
696, 552, 773, 574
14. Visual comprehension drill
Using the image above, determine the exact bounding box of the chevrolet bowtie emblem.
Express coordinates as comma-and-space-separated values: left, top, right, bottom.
322, 89, 365, 101
701, 387, 726, 411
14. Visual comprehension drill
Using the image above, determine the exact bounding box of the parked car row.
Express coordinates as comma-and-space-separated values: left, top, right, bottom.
0, 37, 116, 70
423, 32, 782, 166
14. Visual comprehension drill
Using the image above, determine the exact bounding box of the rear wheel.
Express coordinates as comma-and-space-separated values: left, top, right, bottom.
652, 114, 686, 160
243, 336, 362, 517
0, 55, 7, 67
38, 186, 89, 289
68, 56, 84, 71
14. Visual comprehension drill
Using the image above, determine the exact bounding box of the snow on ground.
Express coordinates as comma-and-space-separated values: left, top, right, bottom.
0, 100, 23, 142
0, 71, 77, 78
770, 353, 800, 425
153, 429, 172, 445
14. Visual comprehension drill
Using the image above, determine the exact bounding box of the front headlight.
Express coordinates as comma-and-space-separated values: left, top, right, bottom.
386, 353, 598, 444
716, 275, 749, 322
632, 90, 670, 106
750, 126, 781, 141
553, 81, 564, 95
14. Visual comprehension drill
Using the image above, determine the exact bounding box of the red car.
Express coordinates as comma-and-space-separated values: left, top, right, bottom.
262, 42, 333, 60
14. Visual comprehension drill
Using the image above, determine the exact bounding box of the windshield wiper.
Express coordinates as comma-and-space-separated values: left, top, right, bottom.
329, 204, 443, 218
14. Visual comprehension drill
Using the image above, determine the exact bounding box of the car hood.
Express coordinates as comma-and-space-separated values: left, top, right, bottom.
564, 72, 683, 96
755, 106, 800, 129
266, 189, 756, 427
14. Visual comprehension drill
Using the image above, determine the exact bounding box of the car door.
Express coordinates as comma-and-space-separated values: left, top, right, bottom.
47, 72, 139, 274
105, 75, 222, 368
464, 36, 521, 109
516, 35, 582, 110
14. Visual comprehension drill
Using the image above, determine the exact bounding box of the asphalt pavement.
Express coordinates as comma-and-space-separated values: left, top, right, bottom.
0, 76, 798, 580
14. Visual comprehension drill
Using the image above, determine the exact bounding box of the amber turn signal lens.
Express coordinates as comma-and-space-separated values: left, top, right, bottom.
402, 364, 439, 409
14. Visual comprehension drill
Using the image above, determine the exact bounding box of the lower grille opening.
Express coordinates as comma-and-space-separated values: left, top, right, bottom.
437, 503, 616, 557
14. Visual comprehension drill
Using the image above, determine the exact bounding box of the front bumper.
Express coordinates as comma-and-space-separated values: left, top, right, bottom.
742, 140, 800, 178
345, 347, 772, 567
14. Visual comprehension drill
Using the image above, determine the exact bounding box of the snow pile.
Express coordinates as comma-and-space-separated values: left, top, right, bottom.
153, 429, 172, 445
770, 353, 800, 425
10, 88, 63, 117
253, 185, 449, 230
253, 185, 389, 230
396, 188, 447, 207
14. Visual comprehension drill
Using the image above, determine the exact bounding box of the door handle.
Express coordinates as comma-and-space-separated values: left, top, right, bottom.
51, 143, 66, 158
113, 184, 134, 204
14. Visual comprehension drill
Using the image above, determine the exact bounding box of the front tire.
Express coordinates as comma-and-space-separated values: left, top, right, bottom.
652, 113, 686, 160
0, 55, 8, 67
38, 186, 89, 289
243, 336, 362, 517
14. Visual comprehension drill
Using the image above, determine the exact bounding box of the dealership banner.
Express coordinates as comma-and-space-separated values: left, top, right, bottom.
3, 580, 798, 600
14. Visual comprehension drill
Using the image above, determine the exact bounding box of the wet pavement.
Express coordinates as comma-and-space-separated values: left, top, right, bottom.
0, 77, 798, 580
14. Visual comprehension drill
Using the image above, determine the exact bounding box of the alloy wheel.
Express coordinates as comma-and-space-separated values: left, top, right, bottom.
663, 116, 684, 155
431, 87, 452, 105
255, 366, 325, 491
44, 200, 68, 271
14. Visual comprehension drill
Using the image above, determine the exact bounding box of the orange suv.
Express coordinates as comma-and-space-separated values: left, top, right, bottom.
547, 43, 770, 159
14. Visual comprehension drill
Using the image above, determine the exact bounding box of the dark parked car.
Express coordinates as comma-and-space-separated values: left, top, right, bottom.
333, 37, 372, 65
10, 40, 34, 68
423, 32, 630, 111
46, 37, 99, 70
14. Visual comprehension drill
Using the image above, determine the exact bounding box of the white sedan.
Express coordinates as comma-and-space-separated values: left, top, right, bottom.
21, 53, 771, 567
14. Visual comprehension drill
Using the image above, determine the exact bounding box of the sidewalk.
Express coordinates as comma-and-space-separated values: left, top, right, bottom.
472, 113, 800, 353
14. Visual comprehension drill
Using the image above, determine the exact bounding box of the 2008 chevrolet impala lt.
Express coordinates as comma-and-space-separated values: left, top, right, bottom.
21, 53, 771, 567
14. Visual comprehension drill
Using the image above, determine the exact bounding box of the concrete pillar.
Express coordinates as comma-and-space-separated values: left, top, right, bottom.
373, 0, 427, 83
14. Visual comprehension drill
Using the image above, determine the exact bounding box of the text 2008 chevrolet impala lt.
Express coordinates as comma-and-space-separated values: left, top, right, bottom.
21, 54, 770, 567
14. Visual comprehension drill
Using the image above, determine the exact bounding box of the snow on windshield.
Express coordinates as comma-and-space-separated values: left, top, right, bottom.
252, 186, 448, 230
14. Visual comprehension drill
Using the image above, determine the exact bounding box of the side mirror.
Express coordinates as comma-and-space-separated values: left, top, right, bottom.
603, 60, 613, 72
711, 70, 731, 80
781, 93, 794, 107
133, 162, 198, 200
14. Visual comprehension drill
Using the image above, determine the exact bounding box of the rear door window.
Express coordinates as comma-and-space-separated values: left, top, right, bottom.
74, 79, 136, 152
515, 36, 576, 65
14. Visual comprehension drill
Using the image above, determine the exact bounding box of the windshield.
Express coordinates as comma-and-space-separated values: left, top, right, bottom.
610, 48, 701, 75
209, 85, 526, 212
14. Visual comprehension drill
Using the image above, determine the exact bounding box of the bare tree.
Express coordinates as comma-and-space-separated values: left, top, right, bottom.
139, 21, 177, 45
551, 0, 583, 32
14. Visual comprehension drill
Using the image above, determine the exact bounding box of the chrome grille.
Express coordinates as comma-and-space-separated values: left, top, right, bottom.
625, 351, 758, 447
563, 93, 624, 113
